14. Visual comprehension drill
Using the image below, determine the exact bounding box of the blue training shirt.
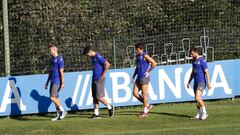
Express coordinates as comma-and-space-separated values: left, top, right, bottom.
50, 55, 64, 84
92, 53, 106, 81
135, 52, 150, 79
192, 57, 208, 85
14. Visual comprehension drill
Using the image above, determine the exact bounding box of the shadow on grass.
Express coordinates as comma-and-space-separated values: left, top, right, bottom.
9, 116, 33, 121
150, 112, 191, 118
117, 110, 191, 118
8, 113, 57, 121
8, 115, 56, 121
36, 113, 54, 118
6, 112, 101, 121
116, 111, 140, 116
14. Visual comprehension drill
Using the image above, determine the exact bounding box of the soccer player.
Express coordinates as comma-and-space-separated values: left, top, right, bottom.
132, 43, 157, 118
45, 43, 67, 121
83, 46, 114, 119
187, 47, 212, 120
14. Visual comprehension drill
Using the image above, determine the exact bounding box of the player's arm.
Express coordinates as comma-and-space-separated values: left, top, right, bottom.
204, 68, 212, 90
132, 67, 138, 79
202, 60, 212, 90
45, 72, 52, 89
187, 70, 194, 88
60, 68, 64, 89
144, 54, 157, 76
101, 60, 110, 80
58, 57, 65, 89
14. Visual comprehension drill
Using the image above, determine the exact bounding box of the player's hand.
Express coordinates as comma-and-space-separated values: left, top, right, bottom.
208, 83, 212, 90
61, 83, 65, 90
100, 74, 106, 80
144, 71, 150, 77
187, 83, 190, 89
131, 78, 135, 84
44, 84, 48, 90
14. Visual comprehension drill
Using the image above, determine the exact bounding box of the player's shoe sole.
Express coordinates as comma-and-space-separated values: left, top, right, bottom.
200, 113, 208, 120
60, 111, 67, 120
147, 105, 153, 113
190, 114, 200, 120
138, 112, 148, 118
51, 116, 61, 121
108, 105, 115, 117
90, 114, 101, 119
190, 116, 200, 120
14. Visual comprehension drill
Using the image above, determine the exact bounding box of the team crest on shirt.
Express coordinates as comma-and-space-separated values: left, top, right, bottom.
195, 60, 200, 65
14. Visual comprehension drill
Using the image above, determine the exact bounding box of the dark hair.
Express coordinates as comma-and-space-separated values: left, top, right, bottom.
82, 46, 92, 55
48, 42, 58, 48
189, 47, 198, 53
135, 43, 145, 50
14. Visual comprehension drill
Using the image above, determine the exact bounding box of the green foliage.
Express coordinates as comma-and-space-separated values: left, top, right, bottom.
0, 0, 240, 75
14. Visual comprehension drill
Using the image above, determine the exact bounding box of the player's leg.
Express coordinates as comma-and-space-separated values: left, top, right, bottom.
138, 77, 152, 117
192, 89, 202, 119
50, 84, 66, 121
195, 90, 205, 108
92, 97, 101, 119
141, 84, 149, 113
91, 80, 101, 119
54, 98, 67, 120
57, 84, 67, 119
97, 97, 114, 117
133, 83, 144, 103
96, 79, 114, 117
195, 85, 208, 120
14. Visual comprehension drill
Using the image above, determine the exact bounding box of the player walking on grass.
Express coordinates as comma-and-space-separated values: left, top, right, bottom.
187, 47, 212, 120
45, 43, 67, 121
132, 43, 157, 118
83, 46, 114, 119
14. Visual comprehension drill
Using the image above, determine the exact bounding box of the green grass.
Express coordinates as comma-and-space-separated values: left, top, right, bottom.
0, 99, 240, 135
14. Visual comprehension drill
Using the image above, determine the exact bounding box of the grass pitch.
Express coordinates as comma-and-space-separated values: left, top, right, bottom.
0, 99, 240, 135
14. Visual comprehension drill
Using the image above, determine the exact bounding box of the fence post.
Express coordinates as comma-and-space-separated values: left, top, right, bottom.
203, 28, 206, 50
2, 0, 10, 76
112, 37, 116, 69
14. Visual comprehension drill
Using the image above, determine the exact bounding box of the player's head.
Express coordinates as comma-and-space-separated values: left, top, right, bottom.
83, 46, 95, 57
189, 47, 199, 59
135, 43, 145, 55
48, 42, 58, 57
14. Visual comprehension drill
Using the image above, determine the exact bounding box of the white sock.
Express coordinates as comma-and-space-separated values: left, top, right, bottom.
94, 109, 99, 116
201, 106, 207, 113
144, 107, 148, 113
107, 104, 112, 110
59, 106, 64, 112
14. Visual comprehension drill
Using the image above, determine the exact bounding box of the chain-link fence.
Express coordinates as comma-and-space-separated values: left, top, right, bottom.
1, 0, 240, 76
116, 28, 240, 68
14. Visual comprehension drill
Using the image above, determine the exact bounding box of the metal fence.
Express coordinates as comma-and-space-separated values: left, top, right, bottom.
1, 0, 240, 76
